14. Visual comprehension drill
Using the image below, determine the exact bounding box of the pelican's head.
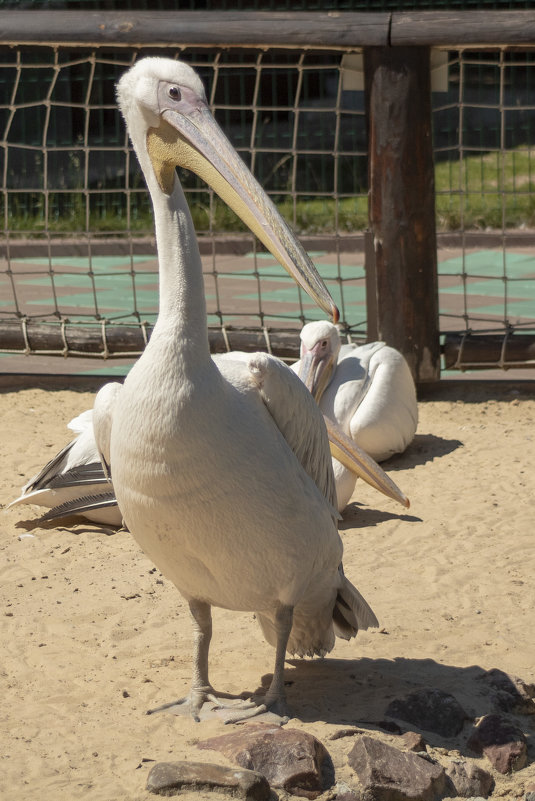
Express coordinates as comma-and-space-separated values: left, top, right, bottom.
116, 57, 338, 322
298, 320, 341, 402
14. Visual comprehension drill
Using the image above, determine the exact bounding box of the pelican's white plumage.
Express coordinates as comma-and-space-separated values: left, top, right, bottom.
92, 381, 122, 479
92, 57, 377, 719
293, 321, 417, 511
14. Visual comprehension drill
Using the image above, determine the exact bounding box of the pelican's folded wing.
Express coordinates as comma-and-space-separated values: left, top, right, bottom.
92, 382, 122, 479
245, 352, 339, 517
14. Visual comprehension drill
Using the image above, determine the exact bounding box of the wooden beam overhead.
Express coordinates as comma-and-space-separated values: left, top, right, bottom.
0, 10, 389, 48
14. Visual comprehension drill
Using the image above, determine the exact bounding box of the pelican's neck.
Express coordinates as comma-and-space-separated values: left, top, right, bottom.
139, 140, 210, 365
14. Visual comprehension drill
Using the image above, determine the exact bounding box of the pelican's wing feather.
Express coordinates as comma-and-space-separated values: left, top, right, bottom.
20, 439, 79, 494
46, 462, 108, 489
67, 408, 93, 434
245, 352, 339, 517
41, 492, 119, 523
20, 419, 102, 496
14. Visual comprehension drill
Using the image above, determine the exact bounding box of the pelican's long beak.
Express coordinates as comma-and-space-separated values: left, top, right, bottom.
298, 346, 336, 403
147, 100, 338, 322
324, 416, 410, 509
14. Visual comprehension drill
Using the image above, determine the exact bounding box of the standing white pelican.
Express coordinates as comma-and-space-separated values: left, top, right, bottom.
103, 56, 378, 721
292, 320, 418, 512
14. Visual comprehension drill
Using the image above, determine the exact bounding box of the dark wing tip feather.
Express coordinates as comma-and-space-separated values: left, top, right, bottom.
41, 492, 118, 522
23, 440, 77, 492
48, 463, 108, 489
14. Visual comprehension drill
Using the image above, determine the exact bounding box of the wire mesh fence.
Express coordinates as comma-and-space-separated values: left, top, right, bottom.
433, 49, 535, 369
1, 34, 535, 371
0, 44, 369, 361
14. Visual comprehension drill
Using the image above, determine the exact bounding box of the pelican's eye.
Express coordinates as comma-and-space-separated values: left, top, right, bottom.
321, 340, 328, 349
168, 86, 181, 101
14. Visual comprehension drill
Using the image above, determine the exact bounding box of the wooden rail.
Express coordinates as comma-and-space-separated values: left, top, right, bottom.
0, 321, 303, 361
1, 10, 535, 48
444, 333, 535, 370
0, 10, 389, 48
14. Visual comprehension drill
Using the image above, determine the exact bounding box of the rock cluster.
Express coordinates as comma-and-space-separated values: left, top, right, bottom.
144, 670, 534, 800
197, 723, 328, 798
146, 761, 270, 800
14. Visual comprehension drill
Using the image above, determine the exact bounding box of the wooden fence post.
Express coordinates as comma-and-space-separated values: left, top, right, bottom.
364, 45, 440, 383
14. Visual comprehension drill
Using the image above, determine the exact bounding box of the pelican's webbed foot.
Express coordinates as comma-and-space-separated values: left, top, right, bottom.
218, 690, 291, 725
147, 686, 257, 723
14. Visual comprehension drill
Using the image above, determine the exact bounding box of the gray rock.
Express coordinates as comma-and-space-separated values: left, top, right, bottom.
348, 734, 446, 801
146, 760, 270, 799
385, 688, 469, 738
467, 714, 527, 773
479, 668, 535, 715
398, 731, 427, 753
198, 723, 329, 798
444, 758, 494, 798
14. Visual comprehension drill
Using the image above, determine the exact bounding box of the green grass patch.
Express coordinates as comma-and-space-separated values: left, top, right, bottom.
435, 149, 535, 230
2, 149, 535, 237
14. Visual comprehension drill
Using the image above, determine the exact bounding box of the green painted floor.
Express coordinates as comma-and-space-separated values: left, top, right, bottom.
2, 247, 535, 376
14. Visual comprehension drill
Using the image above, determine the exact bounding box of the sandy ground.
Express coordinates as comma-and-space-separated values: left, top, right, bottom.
1, 378, 534, 801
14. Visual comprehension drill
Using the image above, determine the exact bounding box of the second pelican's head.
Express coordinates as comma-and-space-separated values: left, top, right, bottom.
116, 57, 338, 322
297, 320, 341, 402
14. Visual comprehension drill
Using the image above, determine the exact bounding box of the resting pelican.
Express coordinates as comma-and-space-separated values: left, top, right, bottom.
10, 368, 408, 526
292, 321, 418, 511
9, 367, 408, 526
99, 56, 382, 721
8, 405, 120, 527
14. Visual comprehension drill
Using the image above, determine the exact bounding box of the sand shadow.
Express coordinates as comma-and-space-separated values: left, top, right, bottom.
382, 434, 464, 472
253, 656, 534, 757
339, 505, 421, 531
13, 515, 119, 536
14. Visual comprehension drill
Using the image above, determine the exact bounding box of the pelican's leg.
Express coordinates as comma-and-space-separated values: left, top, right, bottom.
262, 603, 293, 716
147, 599, 255, 722
221, 603, 293, 724
187, 598, 215, 717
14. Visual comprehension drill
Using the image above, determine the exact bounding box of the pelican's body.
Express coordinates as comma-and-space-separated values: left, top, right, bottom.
82, 56, 378, 718
293, 322, 418, 511
113, 353, 341, 628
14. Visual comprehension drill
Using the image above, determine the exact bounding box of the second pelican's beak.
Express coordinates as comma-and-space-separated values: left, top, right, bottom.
298, 345, 336, 403
324, 416, 410, 509
146, 83, 338, 322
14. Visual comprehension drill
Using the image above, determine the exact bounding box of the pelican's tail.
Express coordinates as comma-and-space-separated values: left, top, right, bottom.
256, 566, 378, 658
333, 566, 379, 640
